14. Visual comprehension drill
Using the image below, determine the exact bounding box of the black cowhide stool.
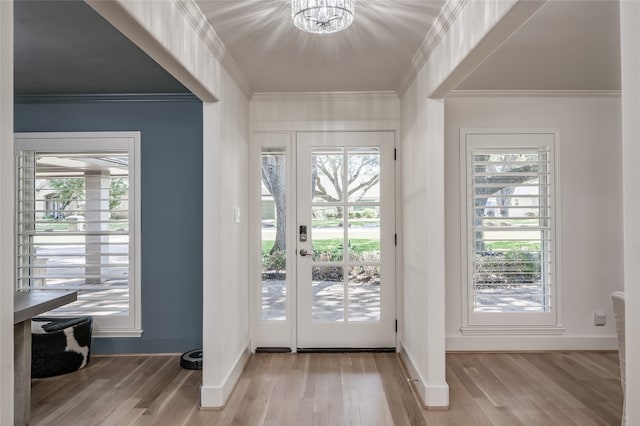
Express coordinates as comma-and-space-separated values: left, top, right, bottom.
31, 316, 93, 378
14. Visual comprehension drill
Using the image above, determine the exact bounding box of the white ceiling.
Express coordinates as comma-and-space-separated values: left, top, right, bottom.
13, 0, 620, 95
196, 0, 449, 93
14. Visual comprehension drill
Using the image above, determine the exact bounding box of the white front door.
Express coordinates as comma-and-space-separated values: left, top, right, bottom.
295, 131, 396, 348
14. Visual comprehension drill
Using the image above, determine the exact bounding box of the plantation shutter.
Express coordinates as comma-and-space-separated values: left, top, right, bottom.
464, 132, 557, 328
16, 150, 131, 317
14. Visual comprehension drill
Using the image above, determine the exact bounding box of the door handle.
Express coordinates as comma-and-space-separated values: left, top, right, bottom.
299, 249, 314, 257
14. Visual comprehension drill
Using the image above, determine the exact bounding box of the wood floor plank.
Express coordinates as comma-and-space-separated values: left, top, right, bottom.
437, 359, 493, 426
134, 357, 182, 410
487, 354, 572, 426
523, 353, 618, 425
340, 354, 363, 426
29, 351, 622, 426
30, 378, 93, 425
133, 368, 197, 424
100, 396, 145, 426
516, 353, 617, 426
34, 379, 108, 425
374, 353, 425, 426
263, 355, 289, 422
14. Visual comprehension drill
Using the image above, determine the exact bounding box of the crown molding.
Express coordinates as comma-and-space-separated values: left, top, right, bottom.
447, 89, 622, 98
251, 91, 399, 103
398, 0, 468, 96
174, 0, 252, 99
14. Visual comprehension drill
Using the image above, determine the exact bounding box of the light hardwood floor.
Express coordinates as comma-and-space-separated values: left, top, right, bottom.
30, 351, 622, 425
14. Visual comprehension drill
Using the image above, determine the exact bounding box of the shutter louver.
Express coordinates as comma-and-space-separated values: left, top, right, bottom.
16, 151, 131, 316
470, 146, 553, 314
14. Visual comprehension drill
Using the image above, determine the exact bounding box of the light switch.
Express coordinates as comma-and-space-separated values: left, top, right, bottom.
234, 207, 241, 224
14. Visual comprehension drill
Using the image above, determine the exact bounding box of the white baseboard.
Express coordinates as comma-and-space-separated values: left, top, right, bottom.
425, 384, 450, 409
446, 335, 618, 352
398, 344, 426, 404
398, 342, 450, 409
200, 340, 251, 408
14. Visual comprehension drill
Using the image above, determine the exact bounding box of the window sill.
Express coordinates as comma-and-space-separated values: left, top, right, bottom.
460, 326, 565, 336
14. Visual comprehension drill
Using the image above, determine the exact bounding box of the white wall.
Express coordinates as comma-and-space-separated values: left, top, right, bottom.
445, 94, 623, 350
0, 1, 14, 423
620, 2, 640, 423
201, 87, 250, 408
192, 37, 252, 413
399, 71, 448, 408
250, 91, 400, 127
398, 0, 545, 409
87, 0, 251, 408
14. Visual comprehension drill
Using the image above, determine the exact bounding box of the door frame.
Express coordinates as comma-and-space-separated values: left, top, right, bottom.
250, 122, 402, 352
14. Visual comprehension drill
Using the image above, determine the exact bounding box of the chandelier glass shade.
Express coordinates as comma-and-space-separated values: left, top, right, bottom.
291, 0, 355, 34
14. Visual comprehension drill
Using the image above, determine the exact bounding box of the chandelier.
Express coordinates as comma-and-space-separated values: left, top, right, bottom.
291, 0, 355, 34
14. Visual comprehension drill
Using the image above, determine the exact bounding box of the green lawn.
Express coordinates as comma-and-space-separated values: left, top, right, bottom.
311, 219, 379, 228
262, 238, 380, 256
484, 240, 540, 252
35, 222, 69, 231
35, 220, 128, 232
481, 217, 543, 227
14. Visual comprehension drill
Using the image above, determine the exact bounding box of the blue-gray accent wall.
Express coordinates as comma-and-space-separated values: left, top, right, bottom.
15, 94, 204, 354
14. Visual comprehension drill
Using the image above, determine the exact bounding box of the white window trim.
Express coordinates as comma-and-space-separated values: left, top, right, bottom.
15, 132, 142, 338
459, 128, 563, 334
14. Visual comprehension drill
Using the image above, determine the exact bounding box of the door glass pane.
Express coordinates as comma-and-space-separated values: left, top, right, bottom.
312, 206, 344, 262
312, 147, 344, 202
348, 207, 380, 262
347, 147, 380, 203
348, 266, 381, 321
261, 149, 286, 320
312, 266, 344, 322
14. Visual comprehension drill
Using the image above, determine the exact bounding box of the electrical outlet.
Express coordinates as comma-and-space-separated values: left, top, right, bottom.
594, 311, 606, 326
